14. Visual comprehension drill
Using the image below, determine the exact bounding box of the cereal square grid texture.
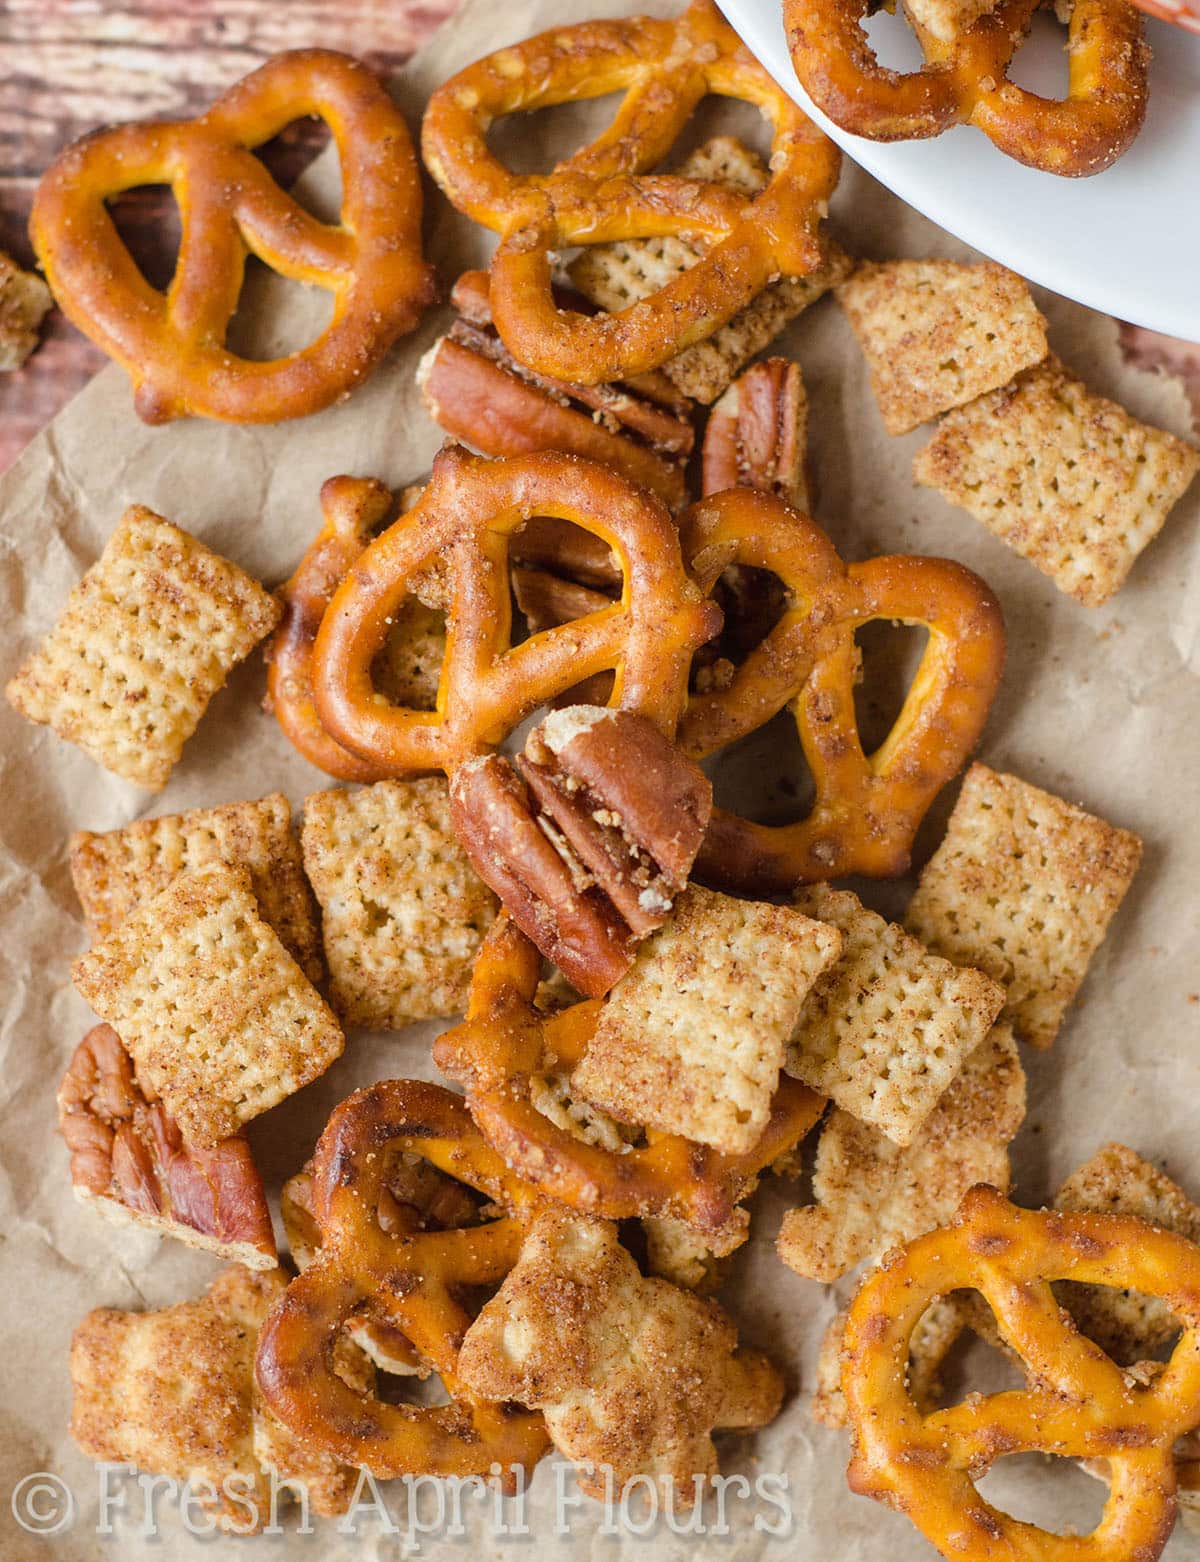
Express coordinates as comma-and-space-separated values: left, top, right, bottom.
573, 884, 842, 1156
5, 505, 280, 789
567, 137, 853, 404
1053, 1142, 1200, 1364
905, 763, 1143, 1050
785, 884, 1006, 1145
72, 861, 343, 1146
778, 1024, 1025, 1282
69, 791, 322, 984
301, 777, 496, 1031
837, 258, 1048, 436
70, 1267, 362, 1532
456, 1211, 780, 1496
913, 356, 1200, 606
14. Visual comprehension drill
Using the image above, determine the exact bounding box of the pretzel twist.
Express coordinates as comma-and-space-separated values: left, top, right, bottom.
254, 1078, 549, 1483
680, 487, 1005, 893
434, 914, 825, 1238
841, 1185, 1200, 1562
421, 0, 840, 384
311, 446, 720, 776
266, 475, 400, 783
31, 50, 434, 423
783, 0, 1148, 176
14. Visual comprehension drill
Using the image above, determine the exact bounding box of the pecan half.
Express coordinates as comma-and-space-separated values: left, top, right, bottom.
418, 335, 689, 510
450, 707, 712, 996
701, 357, 810, 511
58, 1023, 276, 1268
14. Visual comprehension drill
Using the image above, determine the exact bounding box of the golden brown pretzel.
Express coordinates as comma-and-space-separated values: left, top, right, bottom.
254, 1078, 549, 1483
841, 1185, 1200, 1562
31, 50, 434, 423
310, 445, 720, 777
679, 487, 1005, 893
434, 914, 826, 1240
421, 0, 840, 384
784, 0, 1148, 176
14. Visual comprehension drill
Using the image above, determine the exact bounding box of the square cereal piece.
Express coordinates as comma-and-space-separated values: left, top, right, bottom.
5, 505, 280, 789
837, 258, 1048, 435
905, 763, 1142, 1049
0, 249, 52, 370
301, 778, 496, 1031
1053, 1143, 1200, 1364
779, 1024, 1025, 1282
73, 860, 343, 1146
70, 1267, 363, 1532
573, 884, 842, 1155
785, 884, 1006, 1145
568, 137, 852, 404
70, 791, 322, 984
913, 356, 1200, 605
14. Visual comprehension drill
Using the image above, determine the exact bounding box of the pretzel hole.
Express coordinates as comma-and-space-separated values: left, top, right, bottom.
1002, 10, 1071, 96
659, 96, 773, 174
853, 621, 930, 755
106, 187, 181, 293
918, 1298, 1028, 1410
705, 706, 816, 826
1051, 1279, 1184, 1367
486, 95, 626, 178
862, 8, 928, 72
975, 1455, 1109, 1536
372, 599, 449, 714
225, 264, 336, 361
251, 120, 339, 223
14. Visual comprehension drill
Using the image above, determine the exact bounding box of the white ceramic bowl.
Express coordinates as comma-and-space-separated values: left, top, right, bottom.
719, 0, 1200, 340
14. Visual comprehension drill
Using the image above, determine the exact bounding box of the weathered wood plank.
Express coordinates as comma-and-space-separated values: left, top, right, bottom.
0, 0, 457, 471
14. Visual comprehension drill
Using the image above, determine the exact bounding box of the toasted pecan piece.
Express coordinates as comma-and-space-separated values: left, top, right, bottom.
419, 334, 689, 510
701, 357, 811, 511
58, 1023, 276, 1268
419, 269, 696, 511
450, 706, 712, 997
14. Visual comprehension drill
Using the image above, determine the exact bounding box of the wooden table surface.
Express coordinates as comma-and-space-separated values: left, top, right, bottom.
0, 0, 457, 470
0, 1, 1194, 472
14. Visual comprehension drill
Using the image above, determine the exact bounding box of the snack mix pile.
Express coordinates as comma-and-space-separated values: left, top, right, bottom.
6, 2, 1200, 1557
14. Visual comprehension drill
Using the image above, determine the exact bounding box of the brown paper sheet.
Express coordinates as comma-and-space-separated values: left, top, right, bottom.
0, 1, 1197, 1556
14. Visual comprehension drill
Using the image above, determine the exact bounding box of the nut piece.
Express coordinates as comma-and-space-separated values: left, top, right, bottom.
57, 1023, 277, 1269
450, 752, 634, 997
701, 358, 810, 511
449, 706, 713, 996
418, 269, 697, 512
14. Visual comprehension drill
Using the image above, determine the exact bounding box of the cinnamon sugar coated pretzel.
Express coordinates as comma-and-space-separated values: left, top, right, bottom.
254, 1079, 550, 1482
784, 0, 1149, 176
678, 486, 1005, 892
31, 50, 434, 423
841, 1186, 1200, 1562
435, 913, 826, 1241
421, 0, 840, 383
311, 447, 719, 777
